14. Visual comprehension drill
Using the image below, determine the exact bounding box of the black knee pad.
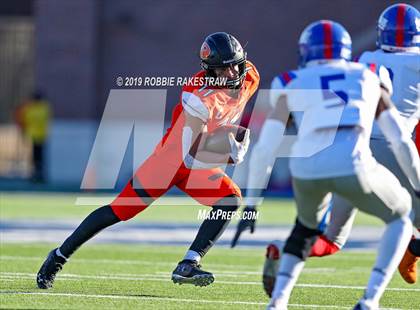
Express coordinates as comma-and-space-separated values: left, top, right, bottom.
409, 239, 420, 256
283, 219, 321, 261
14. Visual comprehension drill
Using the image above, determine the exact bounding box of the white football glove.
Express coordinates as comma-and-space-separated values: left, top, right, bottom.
228, 129, 250, 164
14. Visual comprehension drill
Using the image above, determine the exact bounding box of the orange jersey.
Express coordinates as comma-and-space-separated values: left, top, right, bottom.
155, 61, 260, 164
111, 62, 259, 220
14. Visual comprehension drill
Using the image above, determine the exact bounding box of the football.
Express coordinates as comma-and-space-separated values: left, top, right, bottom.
203, 125, 247, 153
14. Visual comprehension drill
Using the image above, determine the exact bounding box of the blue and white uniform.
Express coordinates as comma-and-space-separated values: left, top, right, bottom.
283, 60, 384, 179
320, 49, 420, 238
265, 19, 419, 310
360, 50, 420, 138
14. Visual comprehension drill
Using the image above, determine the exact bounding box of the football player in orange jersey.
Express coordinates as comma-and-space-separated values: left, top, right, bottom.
36, 32, 260, 288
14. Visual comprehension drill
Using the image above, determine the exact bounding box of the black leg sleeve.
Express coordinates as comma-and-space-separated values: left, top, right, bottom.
283, 218, 322, 261
189, 195, 240, 257
408, 238, 420, 256
59, 205, 121, 258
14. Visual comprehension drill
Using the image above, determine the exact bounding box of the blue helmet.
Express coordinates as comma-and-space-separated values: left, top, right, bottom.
377, 3, 420, 52
298, 20, 352, 67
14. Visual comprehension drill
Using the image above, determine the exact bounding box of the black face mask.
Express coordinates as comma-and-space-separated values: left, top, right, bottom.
203, 60, 247, 89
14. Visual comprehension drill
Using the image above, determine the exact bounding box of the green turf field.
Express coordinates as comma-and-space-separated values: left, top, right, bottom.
1, 192, 416, 309
0, 243, 418, 309
0, 192, 383, 225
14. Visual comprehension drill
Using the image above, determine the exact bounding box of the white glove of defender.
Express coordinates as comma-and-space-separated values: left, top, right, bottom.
228, 129, 250, 164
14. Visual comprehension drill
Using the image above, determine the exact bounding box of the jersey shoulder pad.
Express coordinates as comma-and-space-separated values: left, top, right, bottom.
182, 70, 207, 93
181, 91, 210, 122
362, 63, 393, 95
377, 65, 393, 95
357, 51, 370, 63
245, 60, 260, 84
275, 71, 297, 88
182, 70, 215, 99
358, 50, 380, 63
269, 71, 296, 108
243, 60, 260, 97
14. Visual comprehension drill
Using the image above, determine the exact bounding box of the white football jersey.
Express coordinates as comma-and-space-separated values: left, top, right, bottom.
359, 49, 420, 138
271, 60, 383, 179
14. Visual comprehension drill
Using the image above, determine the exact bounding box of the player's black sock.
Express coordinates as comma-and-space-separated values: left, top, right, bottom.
408, 238, 420, 256
59, 205, 121, 258
189, 195, 240, 257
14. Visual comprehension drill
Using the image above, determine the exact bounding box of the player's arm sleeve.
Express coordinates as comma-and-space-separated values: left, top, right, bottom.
182, 126, 226, 170
181, 91, 209, 122
181, 91, 221, 169
377, 89, 420, 191
182, 127, 221, 169
377, 65, 393, 96
358, 52, 393, 95
269, 77, 284, 108
181, 108, 230, 170
245, 91, 289, 206
244, 118, 285, 206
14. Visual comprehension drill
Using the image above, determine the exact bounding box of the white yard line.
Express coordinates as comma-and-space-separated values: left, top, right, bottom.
0, 269, 337, 280
0, 254, 374, 269
295, 283, 419, 292
0, 290, 404, 310
1, 272, 419, 293
0, 255, 257, 271
155, 268, 337, 276
0, 290, 358, 309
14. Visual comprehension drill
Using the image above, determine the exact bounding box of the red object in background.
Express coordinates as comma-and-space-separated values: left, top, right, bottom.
14, 101, 27, 130
266, 243, 280, 260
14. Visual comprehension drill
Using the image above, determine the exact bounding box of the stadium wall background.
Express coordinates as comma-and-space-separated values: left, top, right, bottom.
0, 0, 416, 190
